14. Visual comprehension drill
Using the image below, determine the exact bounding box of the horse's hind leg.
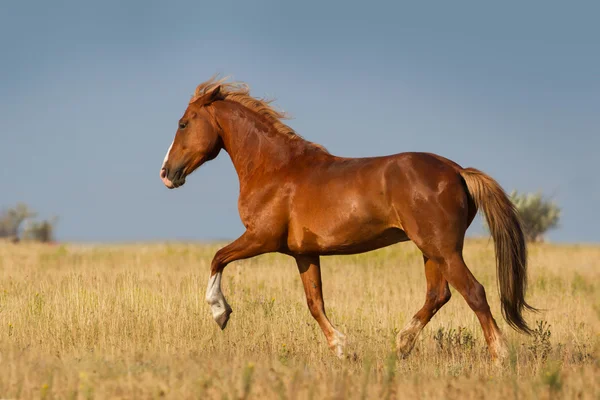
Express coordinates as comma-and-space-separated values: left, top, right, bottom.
397, 256, 451, 357
295, 255, 346, 358
438, 251, 508, 360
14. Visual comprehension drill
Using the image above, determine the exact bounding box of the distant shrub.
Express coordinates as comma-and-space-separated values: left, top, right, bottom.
510, 191, 560, 243
0, 203, 57, 243
0, 203, 36, 242
23, 218, 58, 243
483, 191, 561, 243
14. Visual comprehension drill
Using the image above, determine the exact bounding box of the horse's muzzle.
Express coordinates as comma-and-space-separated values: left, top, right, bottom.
160, 167, 185, 189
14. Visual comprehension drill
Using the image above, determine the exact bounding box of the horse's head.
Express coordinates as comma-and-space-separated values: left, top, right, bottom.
160, 85, 223, 189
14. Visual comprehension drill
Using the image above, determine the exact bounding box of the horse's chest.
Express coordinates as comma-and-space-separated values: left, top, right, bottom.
237, 187, 289, 232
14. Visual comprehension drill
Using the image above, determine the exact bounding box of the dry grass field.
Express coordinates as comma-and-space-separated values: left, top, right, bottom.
0, 239, 598, 399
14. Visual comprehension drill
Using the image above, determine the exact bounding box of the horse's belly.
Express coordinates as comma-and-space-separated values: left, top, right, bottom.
286, 216, 409, 255
286, 175, 408, 255
321, 227, 410, 255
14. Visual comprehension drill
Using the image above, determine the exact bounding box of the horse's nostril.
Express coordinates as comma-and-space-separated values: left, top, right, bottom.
160, 168, 167, 179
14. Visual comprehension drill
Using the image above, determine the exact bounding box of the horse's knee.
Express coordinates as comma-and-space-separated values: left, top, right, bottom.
467, 282, 489, 312
438, 285, 452, 307
306, 298, 323, 319
425, 284, 451, 311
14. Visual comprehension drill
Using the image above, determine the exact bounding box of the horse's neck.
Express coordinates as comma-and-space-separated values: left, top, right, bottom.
214, 102, 303, 181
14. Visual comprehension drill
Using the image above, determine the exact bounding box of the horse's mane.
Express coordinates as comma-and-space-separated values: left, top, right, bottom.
190, 76, 328, 153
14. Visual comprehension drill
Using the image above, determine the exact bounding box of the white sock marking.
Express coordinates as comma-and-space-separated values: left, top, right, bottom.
329, 329, 347, 358
206, 272, 228, 320
397, 318, 424, 355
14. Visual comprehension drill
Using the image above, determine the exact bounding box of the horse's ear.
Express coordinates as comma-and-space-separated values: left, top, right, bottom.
190, 84, 222, 106
206, 84, 221, 102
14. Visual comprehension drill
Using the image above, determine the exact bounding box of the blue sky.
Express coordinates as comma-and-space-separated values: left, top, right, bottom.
1, 1, 598, 243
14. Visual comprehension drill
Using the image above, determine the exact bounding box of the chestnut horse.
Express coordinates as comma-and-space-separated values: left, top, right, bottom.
160, 77, 535, 360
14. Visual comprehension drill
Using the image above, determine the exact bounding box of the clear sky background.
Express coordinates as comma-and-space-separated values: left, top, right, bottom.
1, 1, 598, 243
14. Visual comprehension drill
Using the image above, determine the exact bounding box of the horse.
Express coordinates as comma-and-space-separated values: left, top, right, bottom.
159, 76, 536, 361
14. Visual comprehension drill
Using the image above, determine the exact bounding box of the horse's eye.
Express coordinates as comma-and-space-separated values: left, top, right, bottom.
179, 122, 187, 129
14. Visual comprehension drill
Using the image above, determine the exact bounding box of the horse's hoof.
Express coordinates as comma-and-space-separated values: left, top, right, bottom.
214, 307, 232, 330
396, 332, 418, 359
329, 330, 347, 359
487, 333, 509, 364
490, 345, 509, 365
396, 318, 423, 358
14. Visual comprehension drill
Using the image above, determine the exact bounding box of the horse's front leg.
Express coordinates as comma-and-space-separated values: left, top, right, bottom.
295, 255, 347, 358
206, 231, 274, 329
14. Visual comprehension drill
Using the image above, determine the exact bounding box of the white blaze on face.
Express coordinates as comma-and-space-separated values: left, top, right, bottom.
162, 140, 174, 169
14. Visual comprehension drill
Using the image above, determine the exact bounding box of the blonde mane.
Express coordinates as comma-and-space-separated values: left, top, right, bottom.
190, 76, 328, 153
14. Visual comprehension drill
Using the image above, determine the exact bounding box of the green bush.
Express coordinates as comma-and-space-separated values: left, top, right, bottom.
510, 191, 561, 242
483, 191, 561, 243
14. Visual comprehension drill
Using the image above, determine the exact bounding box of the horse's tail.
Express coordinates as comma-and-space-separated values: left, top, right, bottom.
460, 167, 536, 335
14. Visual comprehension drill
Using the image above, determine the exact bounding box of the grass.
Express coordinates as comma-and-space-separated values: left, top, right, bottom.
0, 239, 598, 399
